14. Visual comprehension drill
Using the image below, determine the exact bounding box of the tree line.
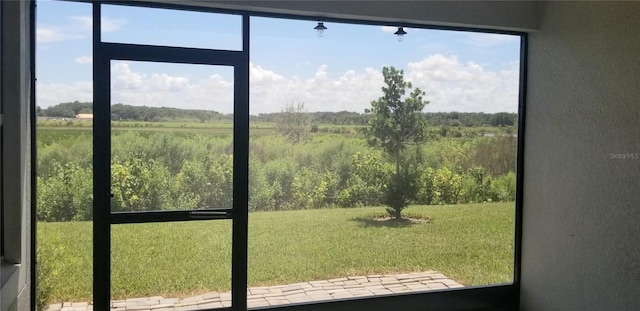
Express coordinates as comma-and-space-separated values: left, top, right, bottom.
38, 101, 228, 123
39, 101, 517, 127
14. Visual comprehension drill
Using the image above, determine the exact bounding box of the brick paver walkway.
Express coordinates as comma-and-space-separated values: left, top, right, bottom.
47, 271, 463, 311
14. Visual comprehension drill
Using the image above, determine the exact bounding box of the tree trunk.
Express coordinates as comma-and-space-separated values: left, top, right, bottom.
394, 153, 401, 220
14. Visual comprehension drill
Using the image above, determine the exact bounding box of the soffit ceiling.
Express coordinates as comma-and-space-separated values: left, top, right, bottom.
126, 0, 539, 32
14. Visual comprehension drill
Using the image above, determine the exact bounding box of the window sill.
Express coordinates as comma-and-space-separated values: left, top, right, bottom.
252, 284, 517, 311
1, 262, 21, 311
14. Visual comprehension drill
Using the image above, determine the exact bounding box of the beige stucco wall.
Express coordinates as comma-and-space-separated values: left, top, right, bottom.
521, 1, 640, 310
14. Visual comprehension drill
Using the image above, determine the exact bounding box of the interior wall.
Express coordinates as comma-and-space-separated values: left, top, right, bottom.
522, 1, 640, 310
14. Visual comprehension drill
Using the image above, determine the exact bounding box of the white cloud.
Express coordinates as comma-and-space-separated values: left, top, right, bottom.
37, 81, 93, 107
405, 54, 519, 112
72, 16, 127, 33
461, 33, 519, 48
249, 63, 384, 114
247, 54, 518, 114
381, 26, 396, 33
37, 27, 84, 43
37, 56, 519, 114
74, 56, 92, 65
111, 62, 144, 90
109, 62, 234, 112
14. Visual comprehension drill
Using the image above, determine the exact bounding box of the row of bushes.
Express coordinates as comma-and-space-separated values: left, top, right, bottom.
37, 131, 516, 222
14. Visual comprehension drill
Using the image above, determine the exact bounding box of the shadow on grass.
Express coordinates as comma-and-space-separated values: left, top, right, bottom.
349, 216, 431, 228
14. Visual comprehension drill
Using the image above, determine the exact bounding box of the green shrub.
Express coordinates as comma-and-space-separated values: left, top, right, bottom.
490, 172, 516, 202
38, 136, 91, 179
248, 155, 275, 211
432, 167, 463, 204
37, 163, 92, 222
263, 159, 298, 210
460, 167, 493, 203
337, 152, 392, 207
415, 167, 435, 205
292, 168, 338, 209
111, 158, 173, 212
175, 154, 233, 210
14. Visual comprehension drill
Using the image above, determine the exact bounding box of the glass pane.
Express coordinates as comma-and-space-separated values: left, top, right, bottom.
102, 4, 241, 51
248, 16, 519, 307
110, 61, 234, 213
111, 220, 232, 309
36, 1, 94, 309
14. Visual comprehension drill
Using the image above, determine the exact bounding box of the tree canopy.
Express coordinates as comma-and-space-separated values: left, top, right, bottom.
365, 66, 429, 162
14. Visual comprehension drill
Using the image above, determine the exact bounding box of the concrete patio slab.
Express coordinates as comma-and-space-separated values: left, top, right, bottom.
47, 271, 464, 311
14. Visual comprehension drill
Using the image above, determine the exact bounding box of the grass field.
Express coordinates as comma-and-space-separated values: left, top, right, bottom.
38, 202, 514, 303
36, 120, 368, 138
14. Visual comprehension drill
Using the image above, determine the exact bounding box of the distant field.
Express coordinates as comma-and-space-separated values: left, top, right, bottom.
37, 119, 509, 140
37, 203, 515, 303
36, 120, 369, 137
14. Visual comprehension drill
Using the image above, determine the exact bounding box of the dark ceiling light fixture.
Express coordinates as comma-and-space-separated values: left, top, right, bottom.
394, 27, 407, 42
314, 22, 328, 37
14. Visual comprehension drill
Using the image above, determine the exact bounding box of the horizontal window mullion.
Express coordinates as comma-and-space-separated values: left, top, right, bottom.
110, 208, 233, 224
101, 42, 243, 66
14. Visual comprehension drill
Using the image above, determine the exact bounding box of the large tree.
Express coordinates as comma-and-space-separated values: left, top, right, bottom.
365, 66, 429, 220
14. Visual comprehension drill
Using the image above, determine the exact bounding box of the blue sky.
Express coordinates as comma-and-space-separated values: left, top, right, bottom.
36, 0, 521, 114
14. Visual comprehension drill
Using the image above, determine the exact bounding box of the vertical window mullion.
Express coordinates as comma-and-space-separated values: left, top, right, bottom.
92, 2, 112, 310
231, 14, 250, 311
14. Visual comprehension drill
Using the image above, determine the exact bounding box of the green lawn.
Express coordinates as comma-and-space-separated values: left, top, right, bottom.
37, 203, 514, 302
